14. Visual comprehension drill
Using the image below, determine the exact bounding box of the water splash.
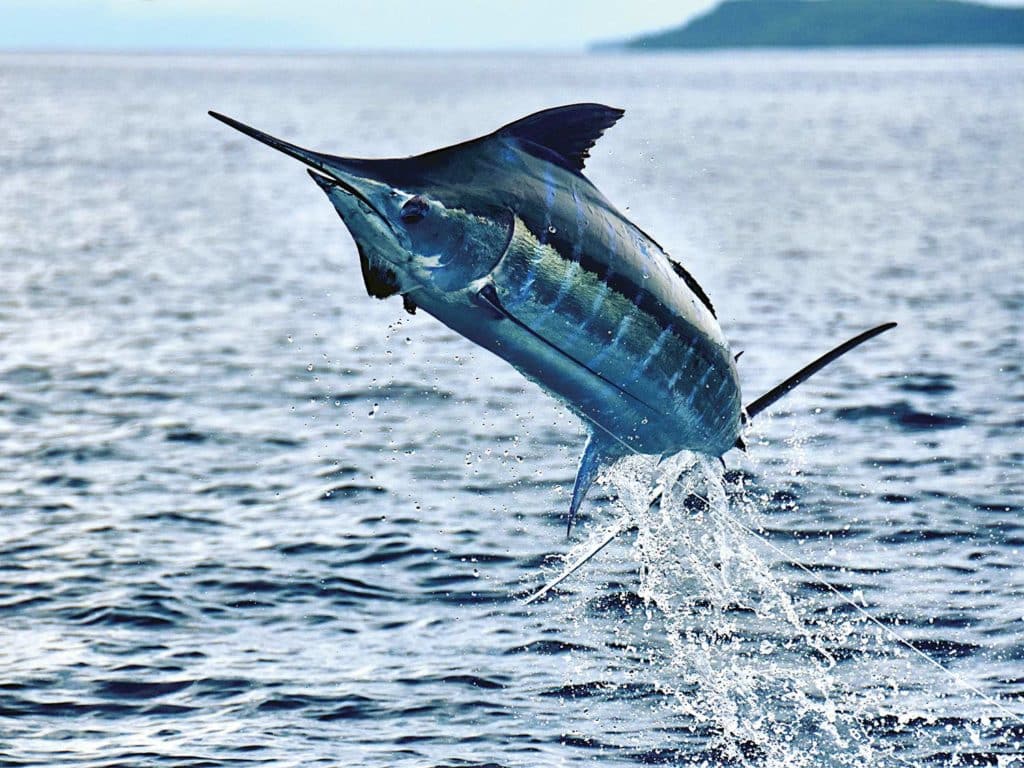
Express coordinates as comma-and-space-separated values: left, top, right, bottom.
570, 452, 893, 766
557, 450, 1024, 764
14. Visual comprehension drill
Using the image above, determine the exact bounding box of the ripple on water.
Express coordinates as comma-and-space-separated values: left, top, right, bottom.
890, 371, 958, 394
835, 400, 970, 430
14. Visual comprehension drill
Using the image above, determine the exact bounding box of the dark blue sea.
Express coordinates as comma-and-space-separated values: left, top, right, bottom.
1, 49, 1022, 767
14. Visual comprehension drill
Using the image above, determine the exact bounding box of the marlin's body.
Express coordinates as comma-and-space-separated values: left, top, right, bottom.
210, 104, 893, 535
440, 213, 738, 456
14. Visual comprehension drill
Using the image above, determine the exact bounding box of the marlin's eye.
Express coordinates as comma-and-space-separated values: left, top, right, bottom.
401, 195, 429, 224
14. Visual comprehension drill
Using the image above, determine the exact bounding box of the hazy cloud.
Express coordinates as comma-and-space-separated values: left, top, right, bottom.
3, 0, 721, 51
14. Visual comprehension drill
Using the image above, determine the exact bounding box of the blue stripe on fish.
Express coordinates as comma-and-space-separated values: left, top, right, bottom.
571, 184, 585, 260
509, 237, 543, 309
548, 261, 581, 312
540, 166, 556, 245
668, 345, 695, 390
632, 323, 675, 383
588, 314, 633, 369
562, 278, 611, 347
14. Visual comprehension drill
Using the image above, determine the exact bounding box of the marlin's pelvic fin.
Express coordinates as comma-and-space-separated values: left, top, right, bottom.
743, 322, 897, 421
567, 432, 618, 539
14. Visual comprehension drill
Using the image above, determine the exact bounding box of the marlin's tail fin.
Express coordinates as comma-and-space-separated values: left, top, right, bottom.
742, 322, 897, 424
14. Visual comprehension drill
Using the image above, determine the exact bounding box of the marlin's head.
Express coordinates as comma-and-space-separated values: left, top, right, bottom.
209, 111, 512, 295
307, 169, 512, 293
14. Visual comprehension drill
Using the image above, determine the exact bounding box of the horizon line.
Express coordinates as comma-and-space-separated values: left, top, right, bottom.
2, 43, 1023, 56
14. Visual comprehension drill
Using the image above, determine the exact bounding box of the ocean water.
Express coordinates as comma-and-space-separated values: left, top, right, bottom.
1, 49, 1022, 767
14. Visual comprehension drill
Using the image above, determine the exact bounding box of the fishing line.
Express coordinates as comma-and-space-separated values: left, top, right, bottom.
718, 509, 1024, 728
523, 516, 635, 605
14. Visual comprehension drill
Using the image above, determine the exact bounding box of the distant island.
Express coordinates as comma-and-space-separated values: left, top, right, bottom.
601, 0, 1024, 50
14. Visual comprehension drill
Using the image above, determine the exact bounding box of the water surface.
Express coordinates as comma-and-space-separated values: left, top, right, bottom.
1, 49, 1022, 766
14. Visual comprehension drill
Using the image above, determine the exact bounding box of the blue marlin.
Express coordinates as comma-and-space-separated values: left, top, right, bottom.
209, 105, 894, 536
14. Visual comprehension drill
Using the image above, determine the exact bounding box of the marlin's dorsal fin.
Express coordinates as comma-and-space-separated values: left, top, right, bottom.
566, 431, 620, 538
497, 103, 625, 172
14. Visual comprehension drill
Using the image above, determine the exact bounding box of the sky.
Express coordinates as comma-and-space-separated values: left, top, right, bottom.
6, 0, 1024, 53
2, 0, 728, 52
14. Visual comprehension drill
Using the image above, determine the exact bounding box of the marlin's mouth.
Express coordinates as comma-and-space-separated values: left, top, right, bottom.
304, 168, 391, 230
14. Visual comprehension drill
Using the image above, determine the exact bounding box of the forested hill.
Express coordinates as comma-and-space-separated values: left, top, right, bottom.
606, 0, 1024, 49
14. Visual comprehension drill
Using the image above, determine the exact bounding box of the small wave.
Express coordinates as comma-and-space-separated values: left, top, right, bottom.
316, 695, 387, 721
195, 574, 402, 605
396, 673, 508, 690
876, 528, 973, 544
585, 590, 645, 615
36, 444, 119, 462
836, 400, 969, 430
1, 365, 52, 385
540, 681, 616, 699
889, 371, 957, 394
445, 552, 516, 565
95, 679, 193, 699
38, 474, 90, 489
262, 435, 303, 447
346, 542, 433, 566
137, 510, 225, 527
504, 639, 595, 655
903, 637, 980, 660
196, 481, 260, 497
275, 540, 336, 556
318, 483, 387, 501
0, 595, 52, 613
68, 605, 186, 629
421, 583, 510, 605
116, 388, 178, 402
331, 382, 455, 403
190, 677, 253, 701
0, 698, 137, 718
164, 428, 208, 443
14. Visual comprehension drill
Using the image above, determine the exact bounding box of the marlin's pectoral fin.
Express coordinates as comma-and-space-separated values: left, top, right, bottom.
472, 284, 615, 535
567, 433, 619, 539
473, 283, 507, 320
475, 283, 656, 420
